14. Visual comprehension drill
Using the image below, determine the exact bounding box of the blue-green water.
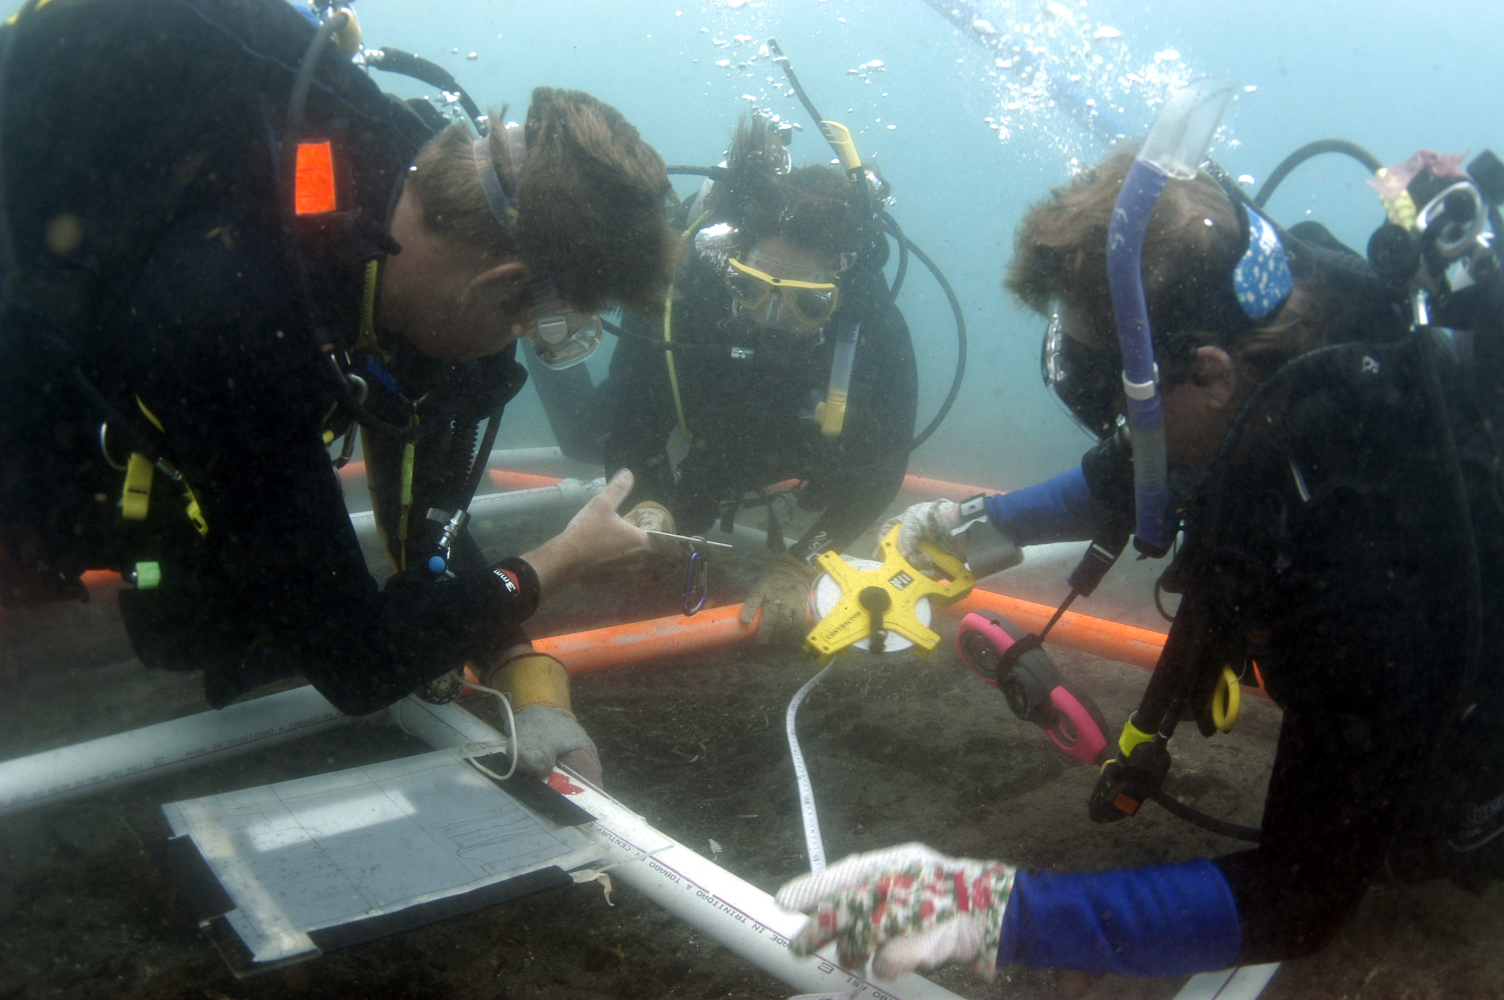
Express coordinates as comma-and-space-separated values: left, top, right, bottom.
353, 0, 1504, 486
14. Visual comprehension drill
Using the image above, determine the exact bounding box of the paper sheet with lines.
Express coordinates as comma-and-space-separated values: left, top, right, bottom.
162, 748, 602, 963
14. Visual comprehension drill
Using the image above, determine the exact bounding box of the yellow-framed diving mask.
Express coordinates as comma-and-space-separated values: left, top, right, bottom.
724, 256, 840, 332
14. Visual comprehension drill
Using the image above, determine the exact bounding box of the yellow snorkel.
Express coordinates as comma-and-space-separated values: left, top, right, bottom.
813, 121, 868, 438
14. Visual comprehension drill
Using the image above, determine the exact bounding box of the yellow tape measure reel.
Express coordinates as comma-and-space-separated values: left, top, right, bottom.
804, 523, 976, 665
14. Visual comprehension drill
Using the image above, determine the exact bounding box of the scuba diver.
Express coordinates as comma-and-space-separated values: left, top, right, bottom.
774, 86, 1504, 978
0, 0, 681, 783
603, 112, 918, 644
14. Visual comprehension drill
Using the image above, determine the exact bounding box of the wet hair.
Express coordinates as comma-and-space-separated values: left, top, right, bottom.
1005, 147, 1337, 379
406, 87, 678, 316
707, 113, 877, 261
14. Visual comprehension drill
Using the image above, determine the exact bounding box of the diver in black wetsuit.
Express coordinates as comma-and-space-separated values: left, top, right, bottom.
0, 0, 679, 782
775, 141, 1504, 977
603, 114, 918, 645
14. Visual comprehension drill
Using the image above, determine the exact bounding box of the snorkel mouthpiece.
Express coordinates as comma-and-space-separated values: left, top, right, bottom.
1106, 78, 1234, 556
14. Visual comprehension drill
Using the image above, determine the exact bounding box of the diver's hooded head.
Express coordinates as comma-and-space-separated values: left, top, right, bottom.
701, 113, 884, 335
1006, 146, 1368, 458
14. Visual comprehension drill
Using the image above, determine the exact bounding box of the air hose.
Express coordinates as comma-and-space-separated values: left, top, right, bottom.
1254, 139, 1383, 208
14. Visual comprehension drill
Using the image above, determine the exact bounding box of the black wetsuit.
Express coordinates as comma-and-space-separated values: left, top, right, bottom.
603, 253, 917, 562
992, 269, 1504, 972
0, 0, 537, 715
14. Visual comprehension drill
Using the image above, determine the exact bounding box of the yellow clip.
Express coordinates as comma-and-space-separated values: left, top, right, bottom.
820, 121, 864, 172
121, 453, 154, 521
803, 523, 975, 665
183, 487, 209, 537
1211, 665, 1241, 732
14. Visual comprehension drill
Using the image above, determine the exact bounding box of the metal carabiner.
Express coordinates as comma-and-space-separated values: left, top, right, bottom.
684, 545, 709, 616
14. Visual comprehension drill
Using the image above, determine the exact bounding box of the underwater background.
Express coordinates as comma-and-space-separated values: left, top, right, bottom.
4, 5, 1504, 999
353, 0, 1504, 489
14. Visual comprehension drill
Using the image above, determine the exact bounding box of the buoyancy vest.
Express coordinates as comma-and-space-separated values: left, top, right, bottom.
0, 0, 436, 597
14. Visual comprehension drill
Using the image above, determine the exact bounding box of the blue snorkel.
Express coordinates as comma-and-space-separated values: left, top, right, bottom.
1106, 79, 1235, 557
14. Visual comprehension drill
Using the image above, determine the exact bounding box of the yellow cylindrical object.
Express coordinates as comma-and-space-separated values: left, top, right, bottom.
820, 121, 863, 172
491, 653, 573, 714
1114, 717, 1157, 765
819, 388, 848, 437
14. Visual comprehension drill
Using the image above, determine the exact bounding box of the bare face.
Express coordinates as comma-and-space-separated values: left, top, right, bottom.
380, 187, 531, 362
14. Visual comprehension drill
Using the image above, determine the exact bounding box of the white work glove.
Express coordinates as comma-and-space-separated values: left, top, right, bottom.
875, 500, 966, 575
776, 843, 1015, 982
512, 704, 602, 786
485, 651, 602, 786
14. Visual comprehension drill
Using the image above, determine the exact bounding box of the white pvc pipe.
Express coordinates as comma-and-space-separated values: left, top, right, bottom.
348, 478, 605, 545
392, 696, 967, 1000
487, 446, 566, 466
0, 686, 350, 817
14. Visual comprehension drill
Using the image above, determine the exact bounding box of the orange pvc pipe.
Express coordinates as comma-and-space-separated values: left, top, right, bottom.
946, 591, 1167, 671
900, 474, 1005, 500
488, 469, 570, 492
500, 592, 1158, 677
532, 604, 755, 675
507, 587, 1268, 700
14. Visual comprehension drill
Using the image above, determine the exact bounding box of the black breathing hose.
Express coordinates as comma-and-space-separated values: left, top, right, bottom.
882, 212, 965, 456
1151, 791, 1261, 843
283, 10, 429, 442
1254, 139, 1384, 208
363, 47, 482, 124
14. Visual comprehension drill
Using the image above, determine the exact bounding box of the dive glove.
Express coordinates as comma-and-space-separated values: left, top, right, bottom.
739, 553, 819, 646
621, 500, 675, 533
777, 842, 1015, 981
622, 501, 678, 586
877, 500, 966, 575
485, 652, 602, 785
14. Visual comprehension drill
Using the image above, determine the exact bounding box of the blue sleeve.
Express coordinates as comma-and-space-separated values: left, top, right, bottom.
984, 467, 1110, 546
996, 860, 1242, 976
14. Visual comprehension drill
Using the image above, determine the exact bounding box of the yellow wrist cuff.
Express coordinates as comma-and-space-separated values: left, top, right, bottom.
1117, 717, 1157, 759
490, 653, 573, 715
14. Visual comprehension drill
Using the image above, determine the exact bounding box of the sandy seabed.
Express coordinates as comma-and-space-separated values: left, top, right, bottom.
3, 499, 1503, 1000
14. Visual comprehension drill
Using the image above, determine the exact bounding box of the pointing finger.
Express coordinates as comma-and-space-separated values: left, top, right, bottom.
599, 469, 635, 511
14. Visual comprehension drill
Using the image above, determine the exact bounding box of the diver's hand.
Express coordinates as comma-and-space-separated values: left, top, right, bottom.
876, 500, 966, 575
512, 706, 602, 785
776, 843, 1015, 982
621, 500, 675, 533
739, 553, 819, 646
621, 501, 681, 585
481, 650, 602, 786
523, 470, 678, 597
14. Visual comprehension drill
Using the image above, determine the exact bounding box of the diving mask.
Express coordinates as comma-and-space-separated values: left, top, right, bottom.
526, 275, 603, 369
724, 256, 840, 332
1041, 312, 1123, 440
472, 126, 602, 369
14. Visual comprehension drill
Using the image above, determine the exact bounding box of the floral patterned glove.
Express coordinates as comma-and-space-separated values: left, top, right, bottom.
875, 501, 966, 576
775, 843, 1015, 982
